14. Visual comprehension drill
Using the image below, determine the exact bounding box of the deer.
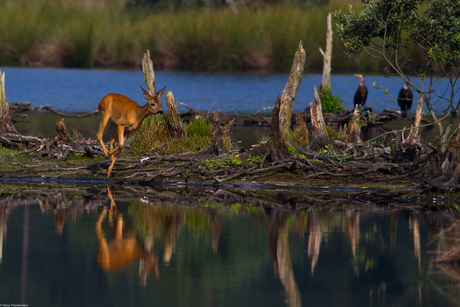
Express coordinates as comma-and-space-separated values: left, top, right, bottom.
96, 86, 165, 177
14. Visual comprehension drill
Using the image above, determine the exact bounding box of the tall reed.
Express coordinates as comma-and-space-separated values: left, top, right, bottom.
0, 0, 426, 73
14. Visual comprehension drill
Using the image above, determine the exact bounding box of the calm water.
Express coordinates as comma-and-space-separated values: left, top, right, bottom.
1, 68, 460, 306
0, 185, 458, 307
2, 67, 458, 114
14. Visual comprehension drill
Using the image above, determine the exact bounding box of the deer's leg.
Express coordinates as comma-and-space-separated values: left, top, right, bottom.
107, 126, 126, 177
107, 152, 119, 177
97, 114, 111, 157
108, 125, 126, 156
108, 127, 118, 156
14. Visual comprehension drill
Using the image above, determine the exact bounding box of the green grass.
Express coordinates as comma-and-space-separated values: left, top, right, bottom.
130, 114, 213, 155
0, 0, 426, 73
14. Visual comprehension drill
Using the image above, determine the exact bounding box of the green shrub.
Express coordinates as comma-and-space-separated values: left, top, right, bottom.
319, 86, 344, 113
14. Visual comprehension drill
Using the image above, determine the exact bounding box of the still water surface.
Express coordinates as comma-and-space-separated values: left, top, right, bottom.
0, 185, 458, 307
1, 68, 459, 306
2, 67, 458, 114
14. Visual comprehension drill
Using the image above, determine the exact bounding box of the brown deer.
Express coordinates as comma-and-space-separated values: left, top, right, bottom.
96, 86, 165, 176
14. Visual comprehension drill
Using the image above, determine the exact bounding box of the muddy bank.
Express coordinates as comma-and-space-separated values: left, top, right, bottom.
2, 104, 459, 205
0, 177, 457, 210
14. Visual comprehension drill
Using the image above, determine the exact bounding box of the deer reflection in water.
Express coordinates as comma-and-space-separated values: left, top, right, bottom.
96, 188, 222, 284
96, 188, 159, 285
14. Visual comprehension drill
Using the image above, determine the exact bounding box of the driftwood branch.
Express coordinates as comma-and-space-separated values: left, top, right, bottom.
9, 102, 99, 118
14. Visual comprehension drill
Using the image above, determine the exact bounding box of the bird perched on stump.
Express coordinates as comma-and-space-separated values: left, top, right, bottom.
398, 79, 413, 112
353, 74, 368, 107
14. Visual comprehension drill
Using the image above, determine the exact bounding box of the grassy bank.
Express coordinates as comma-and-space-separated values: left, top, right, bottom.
0, 0, 424, 73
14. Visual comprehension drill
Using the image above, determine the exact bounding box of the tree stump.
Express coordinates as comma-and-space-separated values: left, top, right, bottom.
345, 105, 362, 143
165, 91, 185, 139
308, 87, 330, 151
0, 70, 17, 134
264, 95, 290, 162
55, 118, 69, 141
204, 111, 234, 156
310, 86, 328, 137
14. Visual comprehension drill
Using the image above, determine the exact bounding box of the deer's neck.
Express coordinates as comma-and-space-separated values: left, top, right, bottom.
134, 104, 151, 124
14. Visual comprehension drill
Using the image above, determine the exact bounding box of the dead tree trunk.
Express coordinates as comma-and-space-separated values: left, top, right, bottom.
165, 91, 185, 139
319, 13, 332, 91
279, 41, 306, 142
0, 70, 17, 134
264, 95, 290, 163
142, 50, 157, 95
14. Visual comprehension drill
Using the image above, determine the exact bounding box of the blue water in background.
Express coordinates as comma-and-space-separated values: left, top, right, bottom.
2, 67, 458, 114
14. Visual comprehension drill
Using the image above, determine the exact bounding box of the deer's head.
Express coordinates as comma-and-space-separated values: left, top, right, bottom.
141, 86, 165, 115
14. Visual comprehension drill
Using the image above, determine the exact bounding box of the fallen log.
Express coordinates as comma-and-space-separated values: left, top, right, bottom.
9, 102, 99, 118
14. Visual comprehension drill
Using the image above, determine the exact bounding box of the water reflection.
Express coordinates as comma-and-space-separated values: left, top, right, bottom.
264, 209, 302, 307
96, 188, 160, 285
0, 186, 458, 306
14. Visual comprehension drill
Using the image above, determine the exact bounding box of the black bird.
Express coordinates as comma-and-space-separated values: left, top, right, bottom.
353, 73, 368, 107
398, 79, 413, 112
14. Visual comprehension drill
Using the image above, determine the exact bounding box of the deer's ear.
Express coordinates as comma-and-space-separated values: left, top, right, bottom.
156, 87, 166, 99
140, 86, 152, 99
